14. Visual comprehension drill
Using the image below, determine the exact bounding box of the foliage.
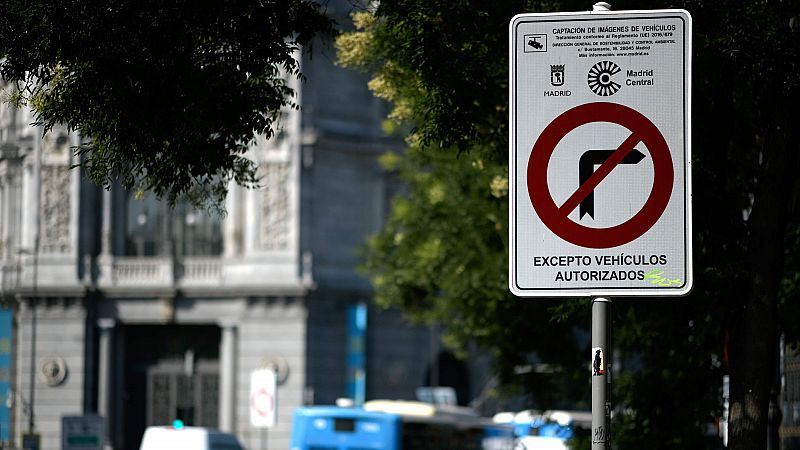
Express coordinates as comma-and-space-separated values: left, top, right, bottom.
342, 0, 594, 409
363, 147, 591, 406
340, 0, 800, 449
338, 0, 573, 155
0, 0, 334, 206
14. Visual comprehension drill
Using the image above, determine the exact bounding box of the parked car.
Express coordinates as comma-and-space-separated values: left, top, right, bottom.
139, 424, 245, 450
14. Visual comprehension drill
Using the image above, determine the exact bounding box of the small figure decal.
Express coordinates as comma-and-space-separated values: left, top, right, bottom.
592, 347, 605, 376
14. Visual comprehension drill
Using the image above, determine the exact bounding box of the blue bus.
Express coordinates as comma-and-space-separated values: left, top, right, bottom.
290, 400, 514, 450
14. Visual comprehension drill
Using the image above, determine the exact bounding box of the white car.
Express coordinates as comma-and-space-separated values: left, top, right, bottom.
139, 425, 245, 450
515, 435, 569, 450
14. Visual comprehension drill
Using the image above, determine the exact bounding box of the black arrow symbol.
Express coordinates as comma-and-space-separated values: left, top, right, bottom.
578, 148, 646, 219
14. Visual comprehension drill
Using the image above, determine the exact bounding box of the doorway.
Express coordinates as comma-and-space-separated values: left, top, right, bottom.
121, 324, 221, 450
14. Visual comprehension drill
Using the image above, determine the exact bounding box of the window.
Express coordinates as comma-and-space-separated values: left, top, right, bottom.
124, 191, 222, 257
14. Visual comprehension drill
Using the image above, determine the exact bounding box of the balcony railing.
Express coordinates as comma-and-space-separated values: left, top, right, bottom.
111, 257, 172, 286
181, 258, 223, 284
102, 254, 308, 295
2, 253, 309, 297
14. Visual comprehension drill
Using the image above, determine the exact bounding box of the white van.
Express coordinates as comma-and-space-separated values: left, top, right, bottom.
139, 426, 245, 450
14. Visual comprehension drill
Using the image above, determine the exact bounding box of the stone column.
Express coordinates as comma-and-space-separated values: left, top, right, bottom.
219, 322, 237, 432
97, 318, 115, 447
223, 185, 240, 258
101, 189, 112, 257
1, 171, 7, 262
97, 188, 114, 287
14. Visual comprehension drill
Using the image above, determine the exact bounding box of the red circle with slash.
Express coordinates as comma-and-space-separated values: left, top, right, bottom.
527, 102, 673, 249
251, 388, 274, 417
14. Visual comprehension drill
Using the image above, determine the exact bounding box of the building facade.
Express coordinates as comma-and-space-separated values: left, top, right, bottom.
0, 10, 456, 449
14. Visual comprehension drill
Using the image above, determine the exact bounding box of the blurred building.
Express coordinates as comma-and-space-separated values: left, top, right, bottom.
781, 345, 800, 449
0, 6, 474, 449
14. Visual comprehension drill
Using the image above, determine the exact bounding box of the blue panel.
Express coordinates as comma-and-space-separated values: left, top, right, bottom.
346, 304, 367, 406
0, 309, 12, 442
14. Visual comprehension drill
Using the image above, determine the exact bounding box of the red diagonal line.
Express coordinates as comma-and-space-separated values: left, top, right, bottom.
558, 132, 642, 215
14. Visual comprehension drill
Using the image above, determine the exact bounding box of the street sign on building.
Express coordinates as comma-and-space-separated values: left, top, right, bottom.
249, 368, 277, 428
510, 9, 692, 297
61, 415, 104, 450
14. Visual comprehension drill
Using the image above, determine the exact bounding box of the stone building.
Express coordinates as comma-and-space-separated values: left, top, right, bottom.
0, 9, 456, 449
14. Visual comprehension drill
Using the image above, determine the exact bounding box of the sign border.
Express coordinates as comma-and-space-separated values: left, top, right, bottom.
509, 9, 693, 297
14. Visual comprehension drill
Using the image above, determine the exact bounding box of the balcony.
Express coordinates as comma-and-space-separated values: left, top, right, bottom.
97, 254, 310, 298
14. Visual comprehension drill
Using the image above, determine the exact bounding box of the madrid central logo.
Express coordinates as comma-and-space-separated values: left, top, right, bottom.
588, 61, 622, 96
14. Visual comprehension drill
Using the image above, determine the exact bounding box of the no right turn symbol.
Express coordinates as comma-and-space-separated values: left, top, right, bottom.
527, 102, 674, 249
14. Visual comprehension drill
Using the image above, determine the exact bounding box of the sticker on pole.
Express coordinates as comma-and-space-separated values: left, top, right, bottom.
591, 347, 605, 376
509, 9, 692, 297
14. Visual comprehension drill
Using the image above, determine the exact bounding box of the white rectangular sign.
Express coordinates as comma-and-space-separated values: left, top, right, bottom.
510, 9, 692, 297
250, 368, 277, 428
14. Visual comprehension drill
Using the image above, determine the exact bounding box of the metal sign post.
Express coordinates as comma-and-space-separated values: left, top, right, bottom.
509, 3, 693, 448
591, 297, 610, 449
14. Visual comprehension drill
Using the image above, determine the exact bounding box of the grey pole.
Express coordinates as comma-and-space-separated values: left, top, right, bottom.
592, 2, 611, 450
591, 297, 611, 449
28, 132, 43, 437
589, 3, 612, 448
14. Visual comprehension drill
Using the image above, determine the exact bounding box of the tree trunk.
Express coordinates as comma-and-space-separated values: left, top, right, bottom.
728, 268, 779, 450
728, 99, 796, 450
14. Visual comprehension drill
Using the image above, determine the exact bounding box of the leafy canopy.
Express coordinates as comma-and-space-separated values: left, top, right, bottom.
340, 0, 800, 449
0, 0, 334, 206
339, 0, 595, 409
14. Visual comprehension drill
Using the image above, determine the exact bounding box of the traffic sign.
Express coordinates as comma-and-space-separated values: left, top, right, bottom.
250, 368, 277, 428
62, 415, 104, 450
509, 9, 692, 297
